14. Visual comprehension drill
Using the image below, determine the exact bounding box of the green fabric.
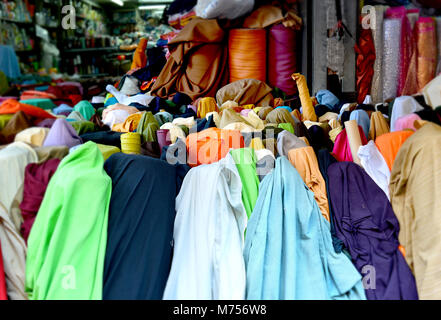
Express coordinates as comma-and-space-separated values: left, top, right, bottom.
96, 143, 120, 161
0, 114, 14, 130
230, 148, 260, 219
26, 141, 111, 300
278, 123, 295, 134
154, 112, 173, 127
66, 111, 86, 122
136, 111, 159, 143
70, 121, 97, 135
0, 71, 9, 95
97, 107, 105, 117
178, 125, 189, 136
19, 99, 56, 110
74, 101, 95, 121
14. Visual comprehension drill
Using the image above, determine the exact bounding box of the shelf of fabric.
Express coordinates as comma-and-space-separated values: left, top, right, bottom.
63, 47, 119, 54
0, 17, 33, 25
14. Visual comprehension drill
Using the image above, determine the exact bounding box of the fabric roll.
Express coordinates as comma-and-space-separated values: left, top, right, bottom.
230, 148, 259, 219
358, 141, 391, 199
370, 5, 387, 104
157, 129, 171, 152
369, 111, 390, 141
229, 28, 266, 83
103, 154, 177, 300
14, 127, 49, 147
120, 133, 141, 155
382, 19, 402, 101
422, 74, 441, 108
160, 123, 186, 144
19, 159, 60, 243
436, 17, 441, 75
26, 142, 111, 300
328, 162, 418, 300
345, 120, 364, 165
244, 157, 366, 300
375, 131, 414, 171
0, 142, 38, 300
216, 79, 274, 108
43, 118, 83, 149
276, 130, 307, 157
349, 110, 370, 140
268, 24, 297, 95
415, 17, 437, 92
292, 73, 317, 122
163, 153, 247, 300
390, 124, 441, 299
332, 126, 368, 162
288, 147, 330, 222
394, 114, 421, 132
150, 18, 228, 101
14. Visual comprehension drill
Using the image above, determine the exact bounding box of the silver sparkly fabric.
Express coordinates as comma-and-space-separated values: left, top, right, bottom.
382, 18, 402, 101
371, 5, 388, 104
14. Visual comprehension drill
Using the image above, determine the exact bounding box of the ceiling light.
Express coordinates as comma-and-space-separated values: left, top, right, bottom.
138, 5, 166, 10
111, 0, 124, 6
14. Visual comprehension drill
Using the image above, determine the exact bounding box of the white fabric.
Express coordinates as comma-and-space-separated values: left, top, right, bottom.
172, 116, 196, 129
363, 95, 373, 105
196, 0, 254, 20
390, 96, 424, 132
422, 73, 441, 109
102, 109, 131, 129
91, 96, 105, 104
105, 84, 154, 106
160, 123, 187, 144
163, 153, 247, 300
358, 141, 391, 200
0, 142, 38, 300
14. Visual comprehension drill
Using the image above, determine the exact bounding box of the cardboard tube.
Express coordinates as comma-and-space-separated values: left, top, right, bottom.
344, 120, 362, 165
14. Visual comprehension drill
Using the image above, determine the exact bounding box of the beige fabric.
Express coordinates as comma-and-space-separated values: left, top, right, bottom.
14, 127, 49, 147
390, 123, 441, 299
160, 123, 187, 144
216, 79, 274, 108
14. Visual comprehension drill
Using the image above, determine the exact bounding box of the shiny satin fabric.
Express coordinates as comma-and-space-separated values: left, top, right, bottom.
292, 73, 316, 122
369, 111, 390, 141
355, 21, 376, 104
415, 17, 437, 92
375, 131, 414, 171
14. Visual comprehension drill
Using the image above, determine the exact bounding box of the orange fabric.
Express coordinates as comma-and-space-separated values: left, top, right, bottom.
112, 113, 143, 133
228, 29, 267, 83
399, 245, 406, 258
292, 73, 317, 122
20, 90, 57, 100
0, 99, 55, 119
291, 109, 302, 122
197, 97, 218, 119
186, 128, 244, 167
375, 131, 414, 171
130, 38, 148, 70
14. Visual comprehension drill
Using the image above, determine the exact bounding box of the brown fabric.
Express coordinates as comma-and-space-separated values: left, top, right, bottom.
150, 18, 228, 101
243, 5, 302, 29
33, 145, 69, 164
369, 111, 390, 141
263, 138, 278, 157
390, 123, 441, 299
90, 113, 108, 130
216, 79, 274, 108
0, 111, 34, 145
258, 107, 274, 120
265, 108, 296, 128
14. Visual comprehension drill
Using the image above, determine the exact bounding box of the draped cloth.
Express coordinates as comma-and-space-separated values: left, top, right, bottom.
73, 101, 95, 121
0, 99, 55, 120
332, 126, 368, 162
265, 108, 297, 128
43, 118, 83, 149
328, 162, 418, 300
216, 79, 274, 108
150, 18, 228, 101
288, 147, 330, 222
390, 96, 424, 132
355, 20, 376, 104
163, 153, 247, 300
103, 154, 177, 300
276, 130, 307, 157
415, 17, 437, 92
371, 5, 388, 104
244, 157, 366, 300
0, 242, 7, 300
0, 111, 34, 144
369, 111, 390, 141
394, 114, 421, 132
0, 142, 38, 300
375, 131, 414, 171
197, 97, 218, 119
137, 112, 160, 143
19, 159, 60, 243
130, 38, 148, 70
26, 142, 111, 300
390, 124, 441, 299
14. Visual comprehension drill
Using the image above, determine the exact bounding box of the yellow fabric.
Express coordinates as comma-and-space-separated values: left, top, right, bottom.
329, 126, 343, 143
249, 137, 265, 150
369, 111, 390, 141
390, 123, 441, 299
14, 127, 49, 147
319, 112, 339, 123
96, 144, 121, 161
288, 146, 330, 221
197, 97, 218, 119
253, 107, 263, 114
292, 73, 317, 122
328, 118, 341, 130
245, 110, 265, 130
241, 104, 255, 109
112, 112, 143, 133
172, 116, 196, 129
120, 132, 141, 155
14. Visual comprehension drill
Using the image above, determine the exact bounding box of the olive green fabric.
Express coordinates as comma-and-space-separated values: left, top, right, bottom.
26, 142, 111, 300
0, 114, 14, 130
136, 111, 159, 143
70, 121, 97, 135
96, 143, 121, 161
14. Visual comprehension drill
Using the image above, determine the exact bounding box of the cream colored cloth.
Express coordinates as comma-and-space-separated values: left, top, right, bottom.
0, 142, 38, 300
14, 127, 50, 147
288, 146, 330, 222
319, 112, 339, 123
172, 116, 196, 129
206, 111, 220, 128
390, 123, 441, 299
160, 123, 187, 144
102, 103, 140, 120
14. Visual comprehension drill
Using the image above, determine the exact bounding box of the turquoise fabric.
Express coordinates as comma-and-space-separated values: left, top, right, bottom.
19, 99, 56, 110
74, 101, 95, 121
244, 156, 366, 300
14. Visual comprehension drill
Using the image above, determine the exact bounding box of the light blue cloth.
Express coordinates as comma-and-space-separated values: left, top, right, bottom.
244, 156, 366, 300
275, 106, 293, 113
0, 45, 21, 79
53, 104, 73, 115
104, 97, 118, 107
349, 110, 370, 140
316, 90, 340, 112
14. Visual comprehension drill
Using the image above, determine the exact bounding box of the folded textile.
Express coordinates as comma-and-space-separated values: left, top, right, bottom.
43, 118, 83, 149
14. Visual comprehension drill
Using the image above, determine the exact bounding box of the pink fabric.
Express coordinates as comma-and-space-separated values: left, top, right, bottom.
240, 109, 252, 117
332, 125, 368, 162
394, 113, 422, 132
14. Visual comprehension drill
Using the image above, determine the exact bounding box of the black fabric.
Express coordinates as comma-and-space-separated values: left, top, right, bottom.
314, 104, 330, 118
341, 111, 351, 128
165, 0, 197, 15
308, 125, 333, 153
103, 153, 177, 300
160, 138, 190, 194
415, 109, 441, 126
190, 115, 216, 133
80, 131, 123, 149
356, 104, 376, 112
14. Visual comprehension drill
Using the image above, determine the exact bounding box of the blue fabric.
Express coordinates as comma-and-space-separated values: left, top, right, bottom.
349, 110, 370, 140
244, 156, 366, 300
275, 106, 292, 112
316, 90, 340, 112
104, 97, 118, 107
0, 45, 21, 79
53, 104, 74, 115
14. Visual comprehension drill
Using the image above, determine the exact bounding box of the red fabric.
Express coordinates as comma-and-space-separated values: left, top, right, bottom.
20, 159, 60, 243
0, 99, 55, 119
0, 241, 7, 300
332, 126, 368, 162
355, 19, 376, 104
186, 128, 244, 167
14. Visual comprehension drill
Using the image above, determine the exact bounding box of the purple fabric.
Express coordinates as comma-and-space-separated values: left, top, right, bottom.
327, 162, 418, 300
268, 24, 298, 95
43, 118, 83, 148
19, 159, 60, 243
37, 118, 57, 129
188, 105, 197, 115
240, 109, 252, 117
